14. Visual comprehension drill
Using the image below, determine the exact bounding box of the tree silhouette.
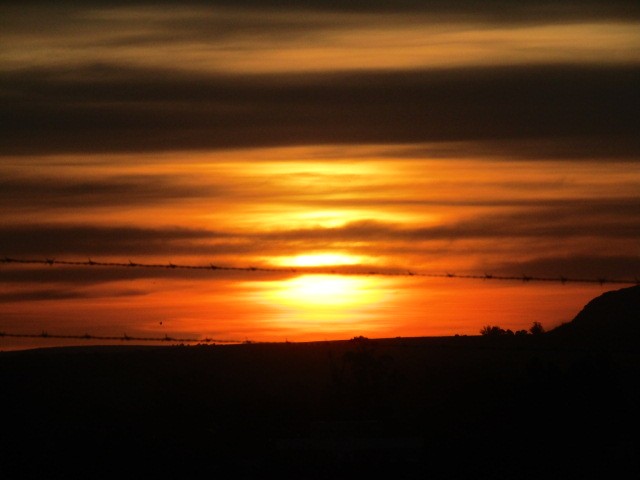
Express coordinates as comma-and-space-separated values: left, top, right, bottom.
480, 325, 507, 336
529, 322, 545, 335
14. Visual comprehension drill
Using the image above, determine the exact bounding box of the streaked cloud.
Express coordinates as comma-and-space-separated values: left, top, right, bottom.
493, 255, 640, 280
3, 3, 639, 72
0, 287, 146, 303
2, 191, 637, 258
2, 65, 639, 155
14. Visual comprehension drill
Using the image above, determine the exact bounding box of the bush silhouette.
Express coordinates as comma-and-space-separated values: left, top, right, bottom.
529, 322, 545, 335
480, 325, 508, 336
481, 323, 546, 336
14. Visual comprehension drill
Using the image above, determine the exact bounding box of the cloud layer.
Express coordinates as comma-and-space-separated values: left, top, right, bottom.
2, 65, 639, 155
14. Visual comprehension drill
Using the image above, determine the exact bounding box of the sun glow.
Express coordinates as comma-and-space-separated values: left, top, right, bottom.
268, 274, 379, 308
240, 273, 395, 336
274, 253, 364, 268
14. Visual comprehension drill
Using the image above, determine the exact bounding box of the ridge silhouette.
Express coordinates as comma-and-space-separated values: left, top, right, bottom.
550, 285, 640, 346
1, 287, 638, 479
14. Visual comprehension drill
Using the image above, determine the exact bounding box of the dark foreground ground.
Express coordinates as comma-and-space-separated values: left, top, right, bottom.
2, 335, 639, 479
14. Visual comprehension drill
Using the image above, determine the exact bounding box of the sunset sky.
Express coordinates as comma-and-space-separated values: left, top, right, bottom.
1, 1, 639, 349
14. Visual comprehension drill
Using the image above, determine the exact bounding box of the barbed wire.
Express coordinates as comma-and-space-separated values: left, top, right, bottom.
1, 256, 638, 285
0, 331, 240, 344
2, 256, 637, 347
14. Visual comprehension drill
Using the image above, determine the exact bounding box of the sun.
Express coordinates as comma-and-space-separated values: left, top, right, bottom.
268, 274, 378, 308
246, 272, 393, 334
274, 253, 363, 268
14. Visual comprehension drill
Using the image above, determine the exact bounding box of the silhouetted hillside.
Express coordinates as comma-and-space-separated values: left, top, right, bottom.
2, 291, 640, 479
2, 333, 639, 479
550, 285, 640, 347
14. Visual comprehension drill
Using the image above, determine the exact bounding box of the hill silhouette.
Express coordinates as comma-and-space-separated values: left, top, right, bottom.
2, 288, 640, 479
550, 285, 640, 346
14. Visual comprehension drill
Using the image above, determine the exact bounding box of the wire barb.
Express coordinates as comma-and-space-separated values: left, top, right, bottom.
0, 256, 637, 285
0, 331, 240, 344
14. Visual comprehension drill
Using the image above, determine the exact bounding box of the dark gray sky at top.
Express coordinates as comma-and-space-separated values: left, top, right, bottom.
1, 1, 639, 157
4, 1, 640, 21
2, 65, 639, 156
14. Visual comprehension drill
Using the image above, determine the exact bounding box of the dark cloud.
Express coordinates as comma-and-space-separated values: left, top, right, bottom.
0, 287, 146, 303
0, 197, 636, 286
264, 200, 640, 243
0, 266, 167, 285
1, 196, 637, 259
379, 138, 640, 162
2, 64, 638, 156
0, 222, 283, 259
0, 175, 225, 209
297, 193, 640, 210
3, 1, 639, 23
492, 255, 640, 280
0, 225, 229, 257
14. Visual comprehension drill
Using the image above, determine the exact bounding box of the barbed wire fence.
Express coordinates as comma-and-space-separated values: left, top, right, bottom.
0, 331, 239, 344
1, 256, 638, 346
2, 256, 638, 285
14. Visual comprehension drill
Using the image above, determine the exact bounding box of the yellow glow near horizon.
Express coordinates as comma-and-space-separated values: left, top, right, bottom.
268, 275, 379, 309
274, 253, 364, 268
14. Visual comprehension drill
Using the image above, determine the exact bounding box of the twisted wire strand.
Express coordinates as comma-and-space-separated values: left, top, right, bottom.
1, 256, 637, 285
0, 331, 240, 344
